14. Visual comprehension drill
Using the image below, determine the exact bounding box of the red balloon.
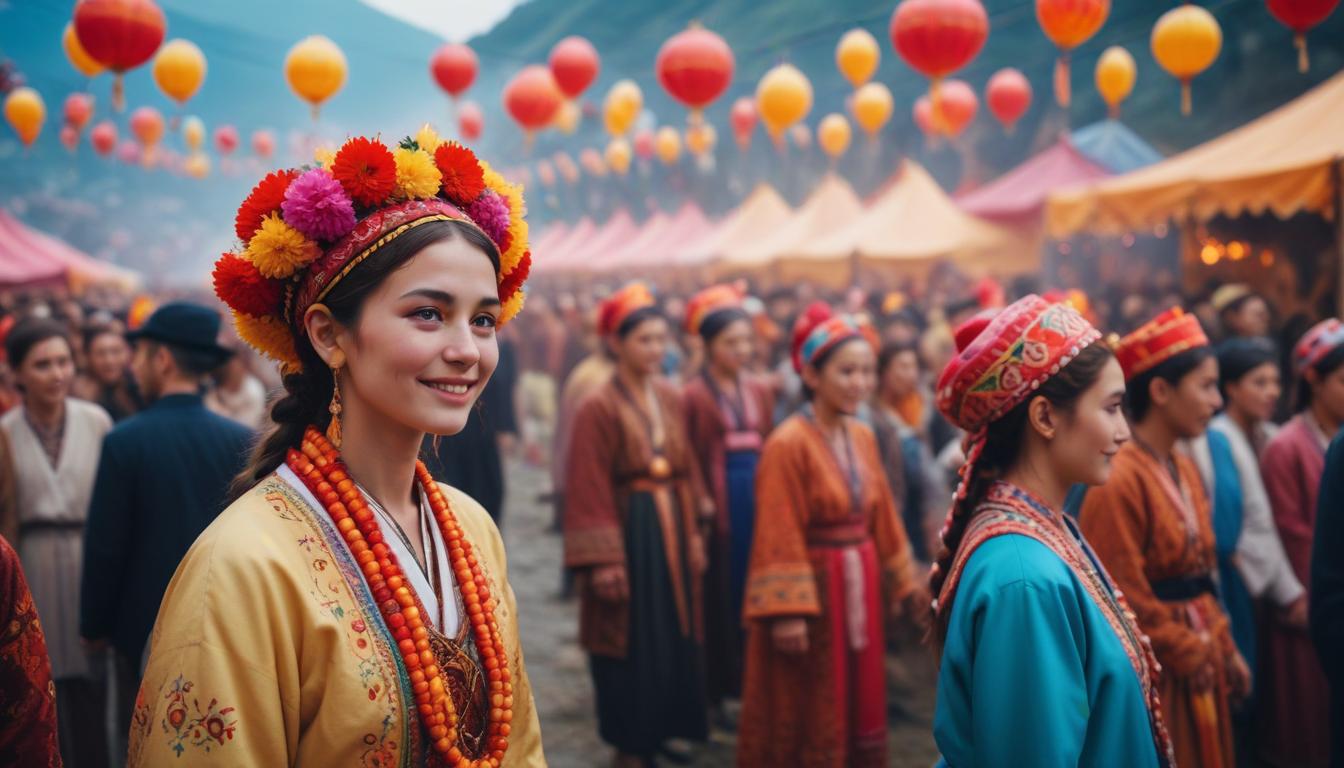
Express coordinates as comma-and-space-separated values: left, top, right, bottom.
913, 97, 936, 136
60, 125, 80, 152
503, 66, 563, 133
730, 97, 757, 147
459, 101, 484, 141
251, 129, 275, 159
73, 0, 165, 73
90, 120, 117, 155
215, 125, 239, 155
985, 68, 1031, 130
430, 44, 478, 98
890, 0, 988, 79
64, 93, 94, 132
656, 26, 735, 112
116, 139, 140, 164
1267, 0, 1338, 31
548, 36, 600, 100
633, 129, 655, 160
935, 79, 978, 137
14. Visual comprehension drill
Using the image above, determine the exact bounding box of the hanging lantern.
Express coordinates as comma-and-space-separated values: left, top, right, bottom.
215, 124, 238, 155
818, 113, 852, 160
913, 96, 936, 138
64, 93, 94, 133
603, 79, 643, 137
549, 36, 600, 100
851, 82, 894, 138
937, 79, 978, 137
60, 124, 80, 152
251, 129, 274, 159
1095, 45, 1136, 118
1151, 5, 1222, 116
184, 152, 210, 179
181, 115, 204, 152
504, 65, 564, 145
285, 35, 348, 120
552, 99, 581, 135
756, 63, 813, 142
656, 24, 735, 123
633, 129, 656, 160
73, 0, 166, 111
836, 28, 881, 88
152, 39, 207, 107
730, 97, 757, 149
90, 120, 117, 156
1036, 0, 1110, 107
686, 122, 717, 157
430, 43, 477, 100
4, 87, 45, 147
1266, 0, 1339, 72
63, 22, 105, 79
536, 160, 556, 187
985, 68, 1031, 133
129, 105, 164, 159
655, 126, 682, 165
606, 138, 632, 176
459, 101, 484, 141
890, 0, 988, 132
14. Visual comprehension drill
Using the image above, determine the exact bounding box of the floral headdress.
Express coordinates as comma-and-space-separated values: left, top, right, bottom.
212, 128, 530, 372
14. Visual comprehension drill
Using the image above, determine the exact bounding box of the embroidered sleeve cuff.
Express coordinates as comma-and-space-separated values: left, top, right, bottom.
564, 526, 626, 568
743, 565, 820, 619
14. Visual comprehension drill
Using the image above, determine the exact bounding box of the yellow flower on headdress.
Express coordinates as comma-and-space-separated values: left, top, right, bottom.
500, 289, 526, 325
245, 213, 322, 279
414, 123, 443, 153
480, 161, 528, 276
232, 310, 298, 367
313, 145, 335, 170
392, 147, 443, 200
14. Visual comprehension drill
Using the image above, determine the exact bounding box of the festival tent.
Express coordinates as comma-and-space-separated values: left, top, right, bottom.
1070, 120, 1164, 175
789, 161, 1039, 287
534, 216, 597, 273
530, 222, 571, 263
590, 210, 672, 272
672, 184, 792, 267
601, 202, 715, 274
551, 209, 638, 273
0, 210, 138, 290
716, 174, 865, 276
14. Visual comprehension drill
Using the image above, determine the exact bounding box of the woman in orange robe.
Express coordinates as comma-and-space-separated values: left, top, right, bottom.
738, 303, 924, 768
1081, 309, 1250, 768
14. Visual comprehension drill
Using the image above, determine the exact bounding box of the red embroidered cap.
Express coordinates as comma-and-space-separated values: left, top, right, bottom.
1113, 307, 1209, 381
597, 282, 657, 337
684, 284, 744, 335
1294, 318, 1344, 374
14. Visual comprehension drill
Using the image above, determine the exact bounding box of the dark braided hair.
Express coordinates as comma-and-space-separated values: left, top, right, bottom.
228, 218, 500, 500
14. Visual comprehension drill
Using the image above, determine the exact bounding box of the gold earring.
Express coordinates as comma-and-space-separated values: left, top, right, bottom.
327, 366, 343, 449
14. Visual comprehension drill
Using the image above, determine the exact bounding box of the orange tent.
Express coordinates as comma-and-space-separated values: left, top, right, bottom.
672, 184, 792, 267
716, 174, 865, 279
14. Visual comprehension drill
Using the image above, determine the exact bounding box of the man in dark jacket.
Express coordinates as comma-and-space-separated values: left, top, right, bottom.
79, 302, 255, 736
1311, 428, 1344, 768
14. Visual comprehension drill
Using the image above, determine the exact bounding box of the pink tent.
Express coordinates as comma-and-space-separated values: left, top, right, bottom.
0, 210, 139, 289
956, 138, 1111, 226
530, 222, 571, 260
591, 211, 672, 272
550, 210, 637, 273
534, 217, 594, 273
0, 211, 67, 287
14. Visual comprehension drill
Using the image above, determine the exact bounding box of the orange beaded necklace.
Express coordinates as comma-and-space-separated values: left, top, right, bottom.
286, 426, 513, 767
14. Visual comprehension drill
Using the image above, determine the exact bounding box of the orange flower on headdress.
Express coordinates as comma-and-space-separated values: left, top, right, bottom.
213, 252, 283, 318
232, 310, 297, 366
235, 169, 299, 242
434, 142, 486, 208
498, 250, 531, 301
331, 137, 397, 208
245, 213, 321, 279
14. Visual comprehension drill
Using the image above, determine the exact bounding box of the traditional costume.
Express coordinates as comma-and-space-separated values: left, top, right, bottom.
681, 285, 774, 703
0, 534, 60, 767
931, 296, 1171, 768
1081, 308, 1236, 768
563, 284, 709, 758
1256, 319, 1343, 767
132, 132, 543, 766
737, 306, 917, 768
1310, 429, 1344, 765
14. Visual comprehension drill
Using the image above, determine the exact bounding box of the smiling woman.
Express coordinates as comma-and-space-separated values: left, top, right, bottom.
129, 134, 544, 767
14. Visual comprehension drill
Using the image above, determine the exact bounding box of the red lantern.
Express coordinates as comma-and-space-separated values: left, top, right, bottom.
90, 120, 117, 156
890, 0, 988, 81
633, 129, 655, 161
251, 129, 275, 159
215, 124, 239, 155
73, 0, 166, 111
1266, 0, 1339, 72
430, 43, 478, 99
936, 79, 978, 137
459, 101, 483, 141
503, 65, 563, 144
548, 36, 600, 100
730, 97, 757, 149
64, 93, 94, 133
656, 25, 735, 120
985, 68, 1031, 132
60, 125, 80, 152
1037, 0, 1110, 106
913, 96, 936, 137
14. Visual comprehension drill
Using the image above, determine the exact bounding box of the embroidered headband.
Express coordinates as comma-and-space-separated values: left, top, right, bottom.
1113, 307, 1209, 381
790, 301, 877, 374
212, 128, 530, 371
597, 282, 657, 337
1294, 318, 1344, 374
685, 284, 746, 338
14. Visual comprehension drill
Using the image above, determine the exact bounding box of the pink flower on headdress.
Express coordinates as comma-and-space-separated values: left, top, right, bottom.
281, 169, 357, 243
468, 190, 511, 248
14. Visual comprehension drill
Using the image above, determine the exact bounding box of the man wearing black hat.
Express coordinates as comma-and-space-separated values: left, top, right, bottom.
78, 302, 255, 739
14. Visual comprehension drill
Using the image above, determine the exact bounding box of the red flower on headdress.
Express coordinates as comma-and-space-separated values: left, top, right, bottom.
498, 250, 531, 300
235, 170, 299, 242
212, 252, 284, 317
330, 137, 397, 208
434, 142, 486, 207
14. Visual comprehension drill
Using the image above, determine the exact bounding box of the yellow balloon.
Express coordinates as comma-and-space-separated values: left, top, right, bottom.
603, 79, 643, 137
818, 113, 851, 159
63, 23, 105, 78
153, 40, 207, 105
851, 82, 894, 136
1095, 46, 1136, 115
4, 87, 45, 147
285, 35, 348, 117
655, 126, 682, 166
554, 100, 581, 135
182, 115, 205, 152
184, 152, 211, 179
756, 64, 813, 139
686, 122, 717, 157
1151, 5, 1221, 114
605, 138, 632, 176
836, 29, 880, 89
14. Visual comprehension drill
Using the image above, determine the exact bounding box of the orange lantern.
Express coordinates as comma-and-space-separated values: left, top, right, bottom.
504, 65, 564, 144
129, 105, 164, 156
64, 93, 95, 133
1266, 0, 1339, 72
1036, 0, 1110, 107
605, 138, 632, 176
985, 68, 1031, 133
63, 22, 105, 79
936, 79, 978, 137
851, 82, 894, 138
686, 122, 717, 157
73, 0, 166, 111
90, 120, 117, 156
655, 126, 682, 166
656, 24, 735, 122
4, 88, 45, 147
756, 64, 813, 142
1095, 46, 1136, 117
285, 36, 348, 120
914, 96, 936, 138
549, 36, 600, 100
1151, 5, 1222, 116
836, 28, 881, 88
730, 97, 757, 149
603, 79, 643, 138
152, 39, 207, 107
181, 115, 204, 152
818, 113, 852, 160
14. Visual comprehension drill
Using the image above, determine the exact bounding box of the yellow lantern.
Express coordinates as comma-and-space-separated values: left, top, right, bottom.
1151, 5, 1221, 116
182, 115, 205, 152
553, 100, 581, 135
851, 82, 894, 138
836, 28, 880, 88
1094, 46, 1136, 118
184, 152, 210, 179
285, 35, 348, 119
153, 39, 207, 106
818, 113, 851, 160
4, 87, 45, 147
655, 126, 682, 165
605, 138, 632, 176
756, 63, 813, 141
603, 79, 643, 137
63, 23, 105, 78
685, 122, 717, 157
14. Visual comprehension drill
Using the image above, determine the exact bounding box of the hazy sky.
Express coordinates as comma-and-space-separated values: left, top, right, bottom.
357, 0, 525, 42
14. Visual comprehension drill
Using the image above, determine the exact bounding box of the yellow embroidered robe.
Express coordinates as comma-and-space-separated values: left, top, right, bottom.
128, 467, 544, 766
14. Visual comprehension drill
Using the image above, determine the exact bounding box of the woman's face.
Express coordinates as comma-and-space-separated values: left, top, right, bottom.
87, 332, 131, 386
16, 336, 75, 410
1308, 362, 1344, 425
706, 318, 753, 378
880, 349, 920, 400
340, 238, 501, 438
1227, 297, 1270, 338
1046, 357, 1130, 487
1157, 356, 1224, 438
1225, 362, 1281, 425
808, 339, 877, 416
614, 316, 669, 378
